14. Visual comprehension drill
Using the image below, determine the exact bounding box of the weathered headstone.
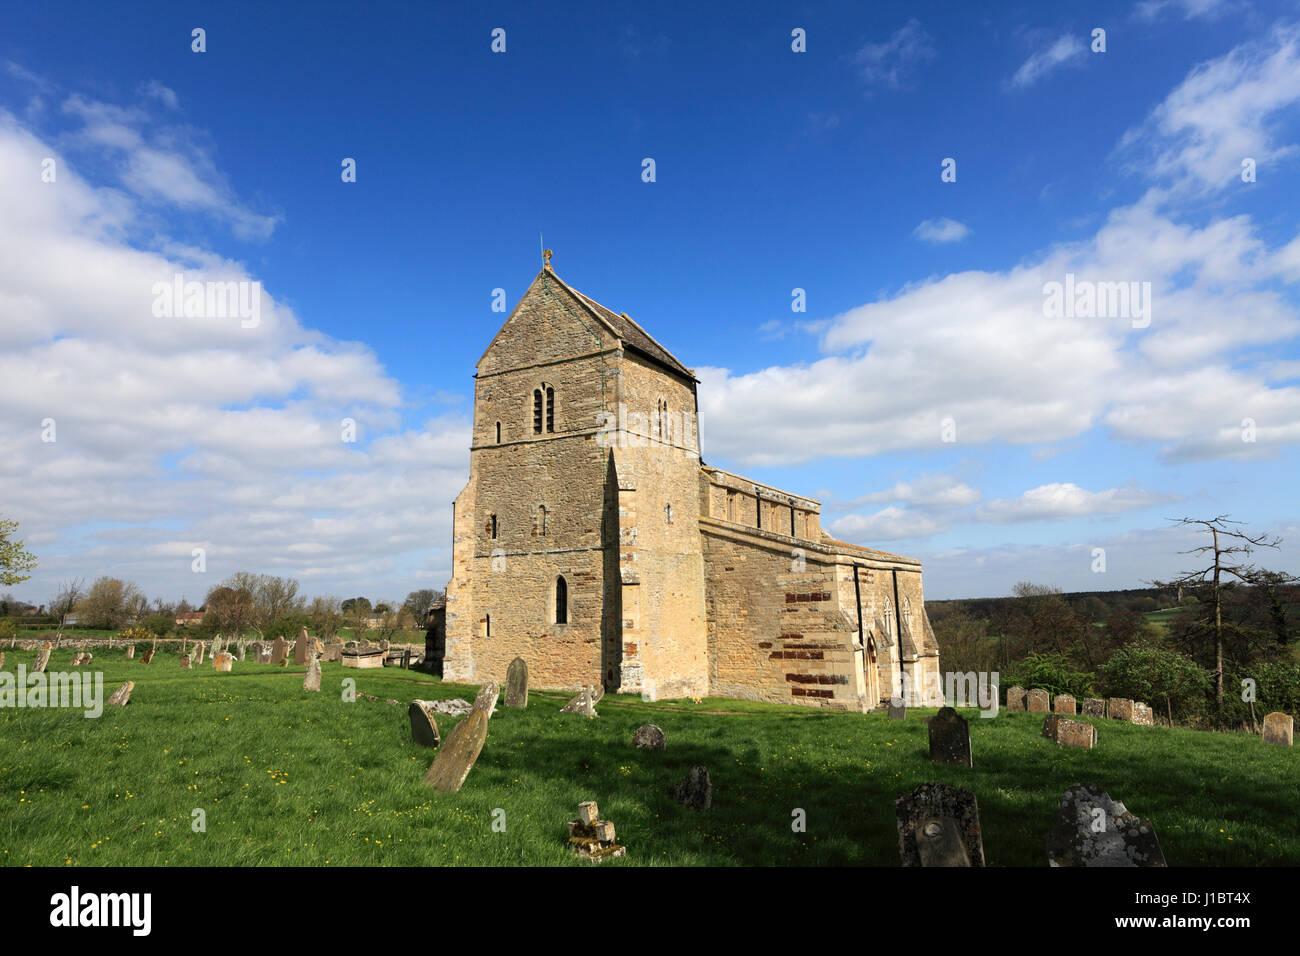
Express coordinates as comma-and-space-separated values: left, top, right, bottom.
1005, 686, 1027, 712
302, 656, 321, 691
323, 641, 343, 663
896, 782, 985, 867
1131, 702, 1154, 726
107, 681, 134, 706
928, 706, 972, 766
213, 652, 233, 672
408, 701, 441, 748
34, 643, 52, 673
294, 627, 310, 665
473, 680, 499, 718
568, 800, 626, 861
1047, 784, 1166, 867
1081, 697, 1105, 717
235, 638, 246, 662
560, 686, 598, 717
425, 698, 474, 716
140, 648, 154, 665
505, 656, 529, 709
180, 655, 191, 669
887, 697, 906, 720
668, 765, 712, 809
193, 642, 206, 666
401, 648, 411, 669
1053, 694, 1077, 715
1026, 688, 1051, 713
1107, 698, 1134, 721
271, 637, 289, 666
423, 709, 488, 793
1263, 712, 1294, 746
632, 724, 666, 750
125, 645, 135, 659
1045, 715, 1097, 749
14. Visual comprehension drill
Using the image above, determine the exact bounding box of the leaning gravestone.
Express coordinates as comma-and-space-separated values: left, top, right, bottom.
1005, 686, 1027, 712
1082, 697, 1105, 717
271, 637, 289, 666
887, 698, 906, 720
303, 656, 321, 692
1053, 694, 1077, 715
140, 648, 154, 665
896, 782, 985, 867
1045, 715, 1097, 749
408, 701, 441, 748
1046, 783, 1166, 867
34, 644, 52, 673
294, 627, 310, 665
180, 655, 191, 669
473, 680, 499, 718
1263, 712, 1294, 746
125, 645, 135, 659
1107, 698, 1134, 721
633, 724, 666, 750
560, 686, 598, 717
193, 642, 205, 666
423, 709, 489, 793
928, 707, 972, 767
505, 656, 529, 708
668, 765, 712, 809
1026, 688, 1050, 713
1131, 702, 1154, 726
107, 681, 134, 706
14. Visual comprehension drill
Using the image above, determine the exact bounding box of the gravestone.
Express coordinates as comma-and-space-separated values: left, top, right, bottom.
0, 652, 4, 668
193, 642, 206, 666
632, 724, 666, 750
473, 680, 499, 718
341, 646, 384, 669
928, 706, 972, 766
408, 701, 441, 748
1026, 688, 1050, 713
107, 681, 134, 706
1263, 712, 1294, 746
1045, 715, 1097, 749
140, 648, 154, 665
1053, 694, 1077, 715
426, 698, 474, 716
271, 637, 289, 666
401, 648, 411, 669
1005, 686, 1027, 712
1131, 702, 1154, 726
568, 800, 626, 861
34, 644, 52, 673
1047, 784, 1166, 867
887, 698, 906, 720
668, 765, 712, 809
560, 686, 598, 717
323, 642, 343, 663
505, 656, 529, 709
258, 642, 273, 664
423, 709, 488, 793
896, 782, 985, 867
213, 652, 233, 672
294, 627, 310, 665
235, 638, 246, 662
303, 656, 321, 692
180, 655, 191, 669
125, 645, 135, 659
1082, 697, 1105, 717
1106, 698, 1134, 721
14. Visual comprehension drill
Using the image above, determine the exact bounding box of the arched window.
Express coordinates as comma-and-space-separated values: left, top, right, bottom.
532, 390, 543, 434
555, 576, 568, 625
538, 504, 548, 536
495, 421, 502, 444
490, 514, 498, 540
545, 386, 555, 433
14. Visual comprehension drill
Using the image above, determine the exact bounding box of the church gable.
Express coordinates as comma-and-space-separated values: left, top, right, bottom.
476, 269, 619, 377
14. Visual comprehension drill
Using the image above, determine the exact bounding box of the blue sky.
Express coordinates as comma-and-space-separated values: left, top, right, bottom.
2, 0, 1299, 605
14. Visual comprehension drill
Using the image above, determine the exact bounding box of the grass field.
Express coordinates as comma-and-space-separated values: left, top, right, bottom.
1, 645, 1296, 866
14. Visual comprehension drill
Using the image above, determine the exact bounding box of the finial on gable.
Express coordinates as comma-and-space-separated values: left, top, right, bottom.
543, 248, 553, 270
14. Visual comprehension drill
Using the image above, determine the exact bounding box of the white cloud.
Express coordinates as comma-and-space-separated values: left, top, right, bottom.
977, 483, 1178, 523
912, 218, 971, 243
828, 507, 946, 542
1007, 34, 1086, 90
1135, 0, 1234, 23
853, 19, 936, 90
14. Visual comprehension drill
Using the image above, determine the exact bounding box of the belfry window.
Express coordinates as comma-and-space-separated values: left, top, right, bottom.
532, 390, 543, 434
490, 514, 498, 540
555, 576, 568, 625
495, 421, 502, 443
538, 504, 549, 536
546, 386, 555, 433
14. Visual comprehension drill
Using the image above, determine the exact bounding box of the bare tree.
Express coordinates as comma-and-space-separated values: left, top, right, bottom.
50, 577, 85, 631
257, 575, 304, 623
1152, 516, 1283, 713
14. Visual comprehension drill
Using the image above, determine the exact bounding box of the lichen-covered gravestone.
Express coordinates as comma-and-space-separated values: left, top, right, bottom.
423, 709, 488, 794
107, 681, 134, 707
505, 656, 528, 709
140, 648, 154, 665
1026, 688, 1050, 713
896, 782, 985, 867
1263, 712, 1294, 746
1131, 702, 1154, 726
302, 656, 321, 692
34, 644, 52, 673
1107, 698, 1134, 721
1046, 784, 1165, 867
124, 645, 134, 659
1053, 694, 1077, 715
668, 765, 712, 809
270, 637, 289, 666
568, 800, 626, 861
1005, 686, 1027, 712
560, 686, 598, 717
1045, 715, 1097, 749
473, 680, 499, 718
213, 652, 233, 672
928, 706, 972, 766
193, 642, 206, 666
632, 724, 666, 750
408, 701, 441, 748
1082, 698, 1105, 717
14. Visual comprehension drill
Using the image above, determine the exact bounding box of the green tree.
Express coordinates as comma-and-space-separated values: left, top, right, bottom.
1003, 652, 1094, 699
1099, 641, 1210, 725
0, 516, 37, 587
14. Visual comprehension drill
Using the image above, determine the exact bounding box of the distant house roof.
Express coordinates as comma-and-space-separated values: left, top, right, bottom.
175, 611, 205, 623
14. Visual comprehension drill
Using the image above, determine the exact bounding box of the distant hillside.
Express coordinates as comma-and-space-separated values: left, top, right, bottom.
926, 587, 1178, 624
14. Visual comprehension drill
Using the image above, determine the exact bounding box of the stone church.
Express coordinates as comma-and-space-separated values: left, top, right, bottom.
442, 258, 941, 710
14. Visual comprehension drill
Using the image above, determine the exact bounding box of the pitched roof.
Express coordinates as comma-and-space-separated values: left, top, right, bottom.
544, 269, 697, 382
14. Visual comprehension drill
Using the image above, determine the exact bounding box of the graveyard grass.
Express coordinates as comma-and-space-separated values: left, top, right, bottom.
1, 646, 1296, 866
